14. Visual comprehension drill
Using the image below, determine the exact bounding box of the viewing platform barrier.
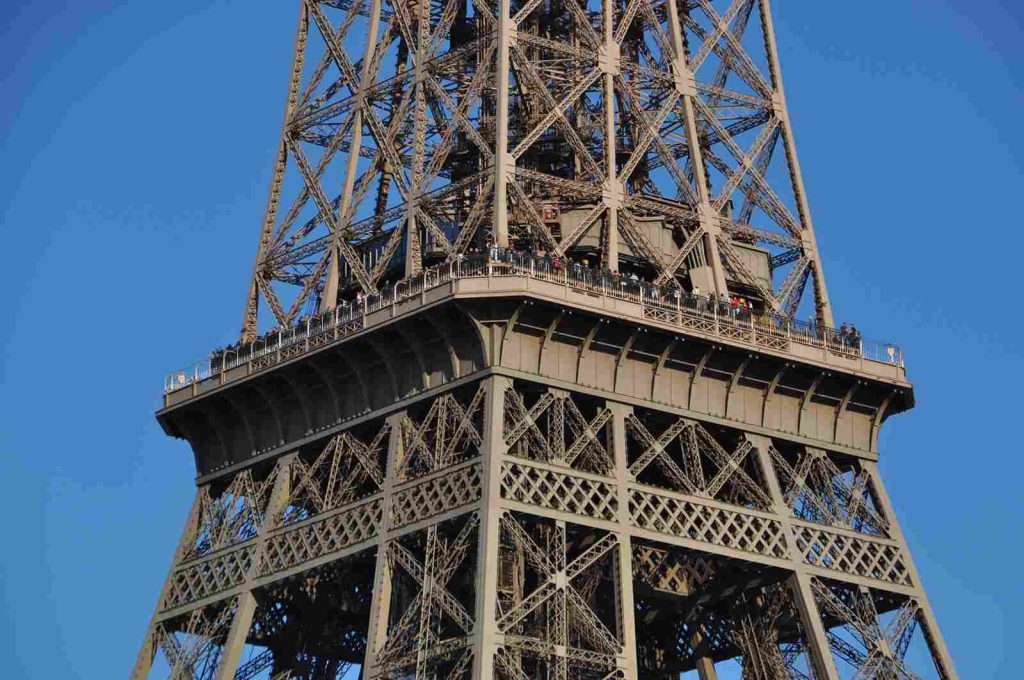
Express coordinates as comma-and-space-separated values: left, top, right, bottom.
165, 255, 904, 397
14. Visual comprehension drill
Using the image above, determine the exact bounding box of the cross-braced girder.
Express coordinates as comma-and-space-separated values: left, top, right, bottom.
141, 1, 956, 677
135, 377, 957, 680
241, 0, 838, 342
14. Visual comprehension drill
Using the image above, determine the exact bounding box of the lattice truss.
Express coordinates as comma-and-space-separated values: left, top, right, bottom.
769, 443, 890, 538
503, 387, 614, 475
632, 542, 818, 679
150, 601, 237, 680
375, 513, 480, 679
494, 513, 626, 680
767, 442, 913, 588
243, 0, 833, 338
178, 419, 389, 575
810, 578, 949, 679
243, 555, 376, 679
626, 409, 772, 510
397, 383, 486, 481
286, 422, 390, 522
188, 467, 276, 560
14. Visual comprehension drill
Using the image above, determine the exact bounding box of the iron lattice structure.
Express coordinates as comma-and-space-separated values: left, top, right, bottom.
134, 1, 958, 679
240, 0, 834, 342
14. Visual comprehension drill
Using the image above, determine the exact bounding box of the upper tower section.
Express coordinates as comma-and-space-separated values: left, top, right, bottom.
240, 0, 834, 342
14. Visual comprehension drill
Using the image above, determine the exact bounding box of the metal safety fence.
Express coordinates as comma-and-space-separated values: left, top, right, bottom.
166, 252, 903, 394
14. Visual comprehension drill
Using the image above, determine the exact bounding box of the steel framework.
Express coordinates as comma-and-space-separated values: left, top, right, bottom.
240, 0, 835, 343
134, 1, 957, 679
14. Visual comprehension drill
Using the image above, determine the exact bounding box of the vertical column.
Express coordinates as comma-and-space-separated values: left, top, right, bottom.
862, 461, 958, 680
747, 434, 840, 680
756, 0, 834, 327
362, 411, 405, 679
322, 0, 385, 307
492, 0, 512, 248
664, 0, 729, 296
404, 0, 431, 279
472, 375, 512, 679
608, 402, 638, 679
214, 454, 295, 680
130, 492, 204, 680
601, 0, 620, 272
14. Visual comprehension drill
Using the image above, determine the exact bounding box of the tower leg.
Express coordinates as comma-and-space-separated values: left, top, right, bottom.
472, 375, 511, 679
361, 412, 403, 679
610, 402, 638, 679
748, 434, 841, 680
130, 492, 203, 680
213, 454, 294, 680
863, 461, 958, 680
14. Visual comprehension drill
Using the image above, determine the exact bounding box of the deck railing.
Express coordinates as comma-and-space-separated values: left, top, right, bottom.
165, 253, 903, 394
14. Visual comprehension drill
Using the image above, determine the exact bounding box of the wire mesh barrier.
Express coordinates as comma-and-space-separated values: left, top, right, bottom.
165, 253, 903, 394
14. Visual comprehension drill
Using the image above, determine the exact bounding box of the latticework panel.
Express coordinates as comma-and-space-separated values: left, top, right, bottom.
284, 423, 390, 523
626, 412, 773, 511
810, 578, 948, 679
163, 545, 255, 612
794, 524, 911, 587
494, 514, 624, 680
632, 544, 717, 597
150, 599, 238, 680
261, 497, 383, 578
501, 461, 618, 521
397, 385, 485, 482
503, 388, 614, 475
390, 462, 482, 528
629, 487, 787, 558
188, 468, 276, 560
374, 514, 479, 680
770, 443, 890, 537
161, 498, 384, 614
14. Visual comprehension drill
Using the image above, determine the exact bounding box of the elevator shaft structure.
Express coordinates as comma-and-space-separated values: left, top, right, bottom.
134, 1, 957, 678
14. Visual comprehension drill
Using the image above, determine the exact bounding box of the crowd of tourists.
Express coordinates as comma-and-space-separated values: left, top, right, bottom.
209, 244, 865, 371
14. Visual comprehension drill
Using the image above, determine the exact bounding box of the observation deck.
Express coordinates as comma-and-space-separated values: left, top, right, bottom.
159, 255, 912, 481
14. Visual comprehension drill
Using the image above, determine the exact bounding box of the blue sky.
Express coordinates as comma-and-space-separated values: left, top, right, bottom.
1, 1, 1021, 677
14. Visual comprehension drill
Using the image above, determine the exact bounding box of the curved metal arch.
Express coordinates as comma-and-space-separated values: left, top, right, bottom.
177, 408, 230, 475
420, 311, 461, 379
270, 372, 314, 437
247, 382, 286, 448
220, 392, 260, 457
392, 321, 433, 390
299, 353, 344, 427
350, 336, 399, 408
189, 403, 234, 471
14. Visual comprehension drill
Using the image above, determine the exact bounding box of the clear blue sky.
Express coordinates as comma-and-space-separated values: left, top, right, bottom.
1, 1, 1021, 677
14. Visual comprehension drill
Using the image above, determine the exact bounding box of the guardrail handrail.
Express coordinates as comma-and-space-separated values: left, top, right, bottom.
165, 252, 904, 394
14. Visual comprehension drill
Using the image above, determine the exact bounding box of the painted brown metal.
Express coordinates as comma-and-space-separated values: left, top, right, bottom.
134, 1, 956, 678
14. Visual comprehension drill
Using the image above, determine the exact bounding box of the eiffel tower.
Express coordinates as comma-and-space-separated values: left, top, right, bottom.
133, 1, 957, 678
